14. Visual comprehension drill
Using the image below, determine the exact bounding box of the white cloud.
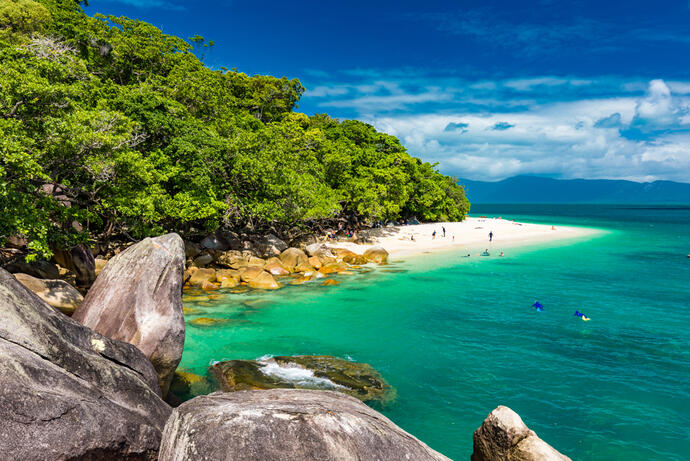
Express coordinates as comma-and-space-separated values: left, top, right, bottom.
302, 73, 690, 182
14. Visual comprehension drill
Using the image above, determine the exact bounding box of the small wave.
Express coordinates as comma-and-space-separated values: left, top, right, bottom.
257, 357, 348, 390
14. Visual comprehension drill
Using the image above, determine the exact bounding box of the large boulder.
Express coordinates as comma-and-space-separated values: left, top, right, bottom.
72, 233, 185, 397
0, 268, 171, 460
247, 271, 280, 290
5, 259, 59, 279
471, 406, 571, 461
13, 273, 83, 315
210, 355, 392, 403
364, 245, 389, 264
216, 249, 249, 269
52, 243, 96, 288
159, 389, 450, 461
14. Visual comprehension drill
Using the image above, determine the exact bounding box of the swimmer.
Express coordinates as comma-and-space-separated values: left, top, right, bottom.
500, 251, 504, 257
532, 301, 544, 311
574, 310, 591, 321
481, 249, 490, 256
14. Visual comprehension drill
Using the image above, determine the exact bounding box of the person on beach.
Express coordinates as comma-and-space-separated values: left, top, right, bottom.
432, 230, 436, 240
532, 301, 544, 311
411, 235, 415, 241
489, 231, 493, 242
500, 251, 504, 257
442, 226, 446, 237
452, 236, 455, 242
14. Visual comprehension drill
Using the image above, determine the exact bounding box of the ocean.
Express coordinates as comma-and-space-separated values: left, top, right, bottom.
179, 204, 690, 460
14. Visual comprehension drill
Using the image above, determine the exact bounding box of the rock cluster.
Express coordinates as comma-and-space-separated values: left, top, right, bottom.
0, 267, 171, 460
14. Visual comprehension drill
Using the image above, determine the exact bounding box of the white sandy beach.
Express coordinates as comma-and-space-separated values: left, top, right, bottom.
330, 217, 599, 258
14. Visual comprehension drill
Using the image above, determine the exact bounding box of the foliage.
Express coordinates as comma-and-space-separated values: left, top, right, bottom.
0, 0, 469, 257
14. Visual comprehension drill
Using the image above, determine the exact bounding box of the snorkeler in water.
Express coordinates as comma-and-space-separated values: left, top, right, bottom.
532, 301, 544, 311
574, 310, 590, 321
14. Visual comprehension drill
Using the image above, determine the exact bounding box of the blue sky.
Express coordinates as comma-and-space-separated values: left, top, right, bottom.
87, 0, 690, 182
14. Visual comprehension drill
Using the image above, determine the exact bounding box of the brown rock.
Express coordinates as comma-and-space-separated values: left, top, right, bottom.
240, 266, 264, 282
279, 247, 308, 270
321, 279, 340, 286
308, 255, 322, 269
248, 271, 280, 290
201, 281, 220, 291
247, 256, 266, 267
189, 268, 216, 286
216, 250, 249, 269
264, 260, 290, 276
13, 273, 83, 315
290, 275, 313, 285
72, 234, 186, 398
331, 247, 357, 260
193, 253, 214, 267
472, 406, 571, 461
364, 245, 389, 264
190, 317, 231, 327
343, 253, 369, 265
294, 260, 315, 273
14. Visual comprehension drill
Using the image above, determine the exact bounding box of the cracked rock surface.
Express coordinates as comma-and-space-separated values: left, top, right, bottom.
159, 389, 451, 461
0, 268, 171, 461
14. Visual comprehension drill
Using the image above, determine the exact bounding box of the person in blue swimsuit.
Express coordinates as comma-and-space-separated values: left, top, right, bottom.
532, 301, 544, 311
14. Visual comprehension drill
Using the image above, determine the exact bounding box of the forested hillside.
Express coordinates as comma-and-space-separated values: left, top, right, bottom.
0, 0, 469, 258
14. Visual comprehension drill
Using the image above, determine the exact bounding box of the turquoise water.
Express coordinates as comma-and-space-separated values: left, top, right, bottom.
180, 204, 690, 460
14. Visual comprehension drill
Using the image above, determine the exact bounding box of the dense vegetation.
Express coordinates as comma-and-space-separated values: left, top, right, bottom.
0, 0, 469, 258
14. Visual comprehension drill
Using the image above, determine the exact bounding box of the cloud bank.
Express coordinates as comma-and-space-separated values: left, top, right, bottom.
302, 72, 690, 182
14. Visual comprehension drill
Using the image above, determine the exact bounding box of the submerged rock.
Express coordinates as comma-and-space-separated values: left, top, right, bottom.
72, 233, 185, 397
167, 371, 216, 406
12, 273, 83, 315
210, 355, 392, 403
472, 406, 571, 461
158, 389, 449, 461
322, 279, 340, 286
0, 268, 171, 460
189, 317, 232, 327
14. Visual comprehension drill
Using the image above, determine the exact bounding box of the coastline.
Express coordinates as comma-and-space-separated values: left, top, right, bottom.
328, 217, 602, 259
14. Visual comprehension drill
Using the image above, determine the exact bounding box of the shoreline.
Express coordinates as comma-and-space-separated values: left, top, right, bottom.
327, 217, 603, 259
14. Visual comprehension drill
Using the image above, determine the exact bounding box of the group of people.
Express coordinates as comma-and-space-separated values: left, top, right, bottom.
326, 228, 357, 240
532, 301, 591, 321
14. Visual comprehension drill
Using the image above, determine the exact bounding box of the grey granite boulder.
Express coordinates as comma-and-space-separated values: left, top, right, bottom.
158, 389, 450, 461
0, 267, 171, 461
472, 406, 571, 461
73, 233, 186, 397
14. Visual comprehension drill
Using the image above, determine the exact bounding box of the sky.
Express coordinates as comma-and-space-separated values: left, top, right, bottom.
86, 0, 690, 183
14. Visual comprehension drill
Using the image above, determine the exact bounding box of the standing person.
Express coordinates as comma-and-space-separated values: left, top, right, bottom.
489, 231, 493, 242
432, 230, 436, 240
442, 226, 446, 237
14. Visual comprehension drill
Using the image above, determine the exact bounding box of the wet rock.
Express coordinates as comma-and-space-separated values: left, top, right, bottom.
167, 371, 216, 406
319, 261, 348, 275
364, 245, 389, 264
201, 280, 220, 291
159, 389, 448, 461
247, 256, 266, 267
211, 355, 392, 403
52, 243, 96, 288
279, 247, 308, 270
294, 260, 315, 273
72, 233, 185, 397
0, 268, 171, 461
343, 253, 369, 265
13, 273, 83, 315
472, 406, 571, 461
322, 279, 340, 286
248, 271, 280, 290
307, 255, 322, 269
219, 277, 239, 289
216, 268, 241, 283
5, 259, 59, 280
290, 275, 313, 285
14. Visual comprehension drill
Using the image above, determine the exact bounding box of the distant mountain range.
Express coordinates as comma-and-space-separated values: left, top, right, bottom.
458, 176, 690, 204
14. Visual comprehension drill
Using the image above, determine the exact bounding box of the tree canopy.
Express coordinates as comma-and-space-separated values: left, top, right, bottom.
0, 0, 469, 258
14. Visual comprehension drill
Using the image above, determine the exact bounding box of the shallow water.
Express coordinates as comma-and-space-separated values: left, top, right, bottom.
180, 204, 690, 460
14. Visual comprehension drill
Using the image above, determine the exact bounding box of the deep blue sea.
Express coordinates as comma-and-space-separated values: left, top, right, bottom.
181, 204, 690, 460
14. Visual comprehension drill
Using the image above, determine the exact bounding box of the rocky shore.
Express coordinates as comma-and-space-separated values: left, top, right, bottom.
0, 232, 572, 460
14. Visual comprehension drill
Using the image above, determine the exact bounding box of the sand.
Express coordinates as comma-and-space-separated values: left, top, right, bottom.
327, 217, 600, 258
